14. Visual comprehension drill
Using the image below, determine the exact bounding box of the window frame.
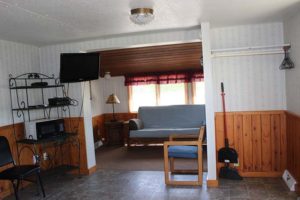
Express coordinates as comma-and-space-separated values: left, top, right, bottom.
128, 83, 190, 113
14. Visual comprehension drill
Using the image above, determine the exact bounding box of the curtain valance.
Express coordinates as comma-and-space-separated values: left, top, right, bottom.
125, 71, 204, 86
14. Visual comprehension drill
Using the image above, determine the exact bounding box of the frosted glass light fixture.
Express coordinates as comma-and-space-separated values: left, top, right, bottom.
130, 8, 154, 25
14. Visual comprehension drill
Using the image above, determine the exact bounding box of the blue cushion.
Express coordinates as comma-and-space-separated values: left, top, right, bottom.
168, 146, 198, 159
138, 105, 205, 129
130, 128, 200, 138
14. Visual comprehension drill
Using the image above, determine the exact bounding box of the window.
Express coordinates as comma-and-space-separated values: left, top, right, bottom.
193, 82, 205, 104
126, 72, 205, 112
159, 83, 186, 106
129, 83, 189, 112
129, 84, 157, 112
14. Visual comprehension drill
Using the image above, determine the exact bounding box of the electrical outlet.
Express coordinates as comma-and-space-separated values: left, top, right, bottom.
43, 152, 48, 160
33, 155, 37, 164
33, 155, 40, 164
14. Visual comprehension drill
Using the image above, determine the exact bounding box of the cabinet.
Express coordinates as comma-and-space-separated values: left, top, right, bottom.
9, 73, 80, 174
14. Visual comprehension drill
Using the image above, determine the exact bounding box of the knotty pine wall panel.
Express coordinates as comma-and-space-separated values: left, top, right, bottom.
286, 112, 300, 193
215, 111, 286, 177
92, 113, 137, 142
0, 118, 88, 198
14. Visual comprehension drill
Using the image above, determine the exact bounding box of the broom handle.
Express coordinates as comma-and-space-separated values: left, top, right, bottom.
221, 82, 229, 148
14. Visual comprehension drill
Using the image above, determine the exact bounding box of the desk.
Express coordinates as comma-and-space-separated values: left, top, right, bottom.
16, 133, 80, 175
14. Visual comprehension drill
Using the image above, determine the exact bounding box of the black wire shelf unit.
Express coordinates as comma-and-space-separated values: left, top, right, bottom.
9, 73, 81, 175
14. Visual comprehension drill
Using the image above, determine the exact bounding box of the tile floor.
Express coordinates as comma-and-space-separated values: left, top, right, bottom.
5, 170, 298, 200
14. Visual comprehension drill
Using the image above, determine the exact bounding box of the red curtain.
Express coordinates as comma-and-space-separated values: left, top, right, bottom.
125, 71, 204, 86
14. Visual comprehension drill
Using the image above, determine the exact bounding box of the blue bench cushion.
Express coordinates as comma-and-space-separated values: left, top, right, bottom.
168, 146, 198, 159
130, 128, 200, 138
138, 105, 206, 129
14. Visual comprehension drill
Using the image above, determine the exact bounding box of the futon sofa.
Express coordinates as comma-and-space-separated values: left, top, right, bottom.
127, 105, 206, 146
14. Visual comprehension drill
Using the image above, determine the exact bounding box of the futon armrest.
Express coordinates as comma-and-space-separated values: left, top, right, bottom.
129, 118, 144, 130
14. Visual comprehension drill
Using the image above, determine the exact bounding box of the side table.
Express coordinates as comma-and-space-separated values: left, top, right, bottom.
104, 121, 124, 146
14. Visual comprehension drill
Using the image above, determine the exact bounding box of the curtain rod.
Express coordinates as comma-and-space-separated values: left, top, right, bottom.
211, 50, 284, 58
211, 44, 290, 53
211, 44, 290, 58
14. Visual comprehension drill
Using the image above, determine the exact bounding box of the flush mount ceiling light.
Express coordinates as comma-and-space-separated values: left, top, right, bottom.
130, 8, 154, 25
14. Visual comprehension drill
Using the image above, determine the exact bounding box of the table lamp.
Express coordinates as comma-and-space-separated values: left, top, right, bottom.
106, 93, 120, 121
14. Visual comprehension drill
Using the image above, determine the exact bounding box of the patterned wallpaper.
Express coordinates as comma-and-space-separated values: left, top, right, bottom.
284, 12, 300, 115
38, 28, 201, 116
211, 22, 286, 112
0, 39, 40, 126
0, 22, 288, 126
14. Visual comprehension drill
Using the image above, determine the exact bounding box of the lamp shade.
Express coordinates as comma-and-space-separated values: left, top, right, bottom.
106, 94, 120, 104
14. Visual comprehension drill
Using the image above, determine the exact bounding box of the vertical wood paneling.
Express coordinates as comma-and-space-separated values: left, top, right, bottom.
226, 114, 234, 147
92, 113, 137, 142
261, 114, 272, 171
280, 114, 287, 171
215, 110, 286, 177
286, 112, 300, 194
252, 114, 262, 171
271, 114, 281, 171
233, 114, 243, 170
242, 114, 252, 172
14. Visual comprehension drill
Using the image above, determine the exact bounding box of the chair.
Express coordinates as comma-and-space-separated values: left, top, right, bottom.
163, 126, 205, 186
0, 136, 45, 200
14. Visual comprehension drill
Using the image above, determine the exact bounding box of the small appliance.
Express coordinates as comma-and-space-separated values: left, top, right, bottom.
24, 119, 65, 140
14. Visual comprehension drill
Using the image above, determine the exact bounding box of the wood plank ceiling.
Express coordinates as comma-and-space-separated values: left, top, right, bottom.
99, 42, 202, 77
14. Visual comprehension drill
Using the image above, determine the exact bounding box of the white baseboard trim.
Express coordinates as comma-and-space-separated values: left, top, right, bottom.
282, 170, 297, 191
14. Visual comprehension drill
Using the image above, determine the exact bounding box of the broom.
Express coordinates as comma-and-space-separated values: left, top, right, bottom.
218, 82, 242, 180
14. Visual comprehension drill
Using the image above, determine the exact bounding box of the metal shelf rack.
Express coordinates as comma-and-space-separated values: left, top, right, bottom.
9, 73, 81, 175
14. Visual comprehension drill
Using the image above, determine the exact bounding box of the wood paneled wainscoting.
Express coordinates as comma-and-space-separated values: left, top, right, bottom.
0, 118, 89, 199
215, 111, 286, 177
92, 113, 137, 143
286, 112, 300, 193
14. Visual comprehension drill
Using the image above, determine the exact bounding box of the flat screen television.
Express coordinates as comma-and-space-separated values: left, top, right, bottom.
60, 53, 100, 83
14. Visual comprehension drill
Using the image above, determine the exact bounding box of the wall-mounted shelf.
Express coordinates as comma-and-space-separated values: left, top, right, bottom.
12, 104, 73, 111
10, 85, 64, 90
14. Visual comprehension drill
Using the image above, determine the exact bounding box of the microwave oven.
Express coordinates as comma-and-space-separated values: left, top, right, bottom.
24, 119, 65, 140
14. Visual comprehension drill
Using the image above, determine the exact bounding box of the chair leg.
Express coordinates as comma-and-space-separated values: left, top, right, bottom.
163, 145, 170, 184
197, 149, 203, 185
36, 172, 46, 198
11, 180, 20, 200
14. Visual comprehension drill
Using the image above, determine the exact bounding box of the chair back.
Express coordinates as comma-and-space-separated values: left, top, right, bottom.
198, 126, 205, 143
0, 136, 14, 167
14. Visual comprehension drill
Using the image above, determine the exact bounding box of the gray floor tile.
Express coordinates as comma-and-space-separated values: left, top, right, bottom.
3, 170, 298, 200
